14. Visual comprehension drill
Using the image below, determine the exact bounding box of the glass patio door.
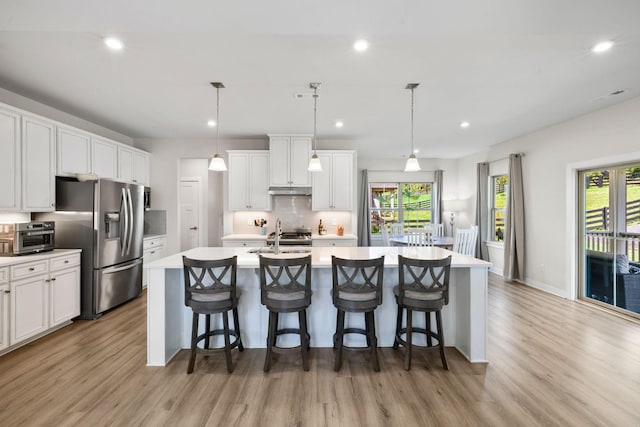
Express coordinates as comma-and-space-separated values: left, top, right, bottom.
580, 166, 640, 315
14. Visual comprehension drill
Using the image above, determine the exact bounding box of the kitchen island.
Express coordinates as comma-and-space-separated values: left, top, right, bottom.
146, 246, 491, 366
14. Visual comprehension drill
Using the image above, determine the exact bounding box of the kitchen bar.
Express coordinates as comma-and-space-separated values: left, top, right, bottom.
146, 246, 491, 366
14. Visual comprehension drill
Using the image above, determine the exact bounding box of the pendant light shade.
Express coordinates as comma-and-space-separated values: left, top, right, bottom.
208, 82, 227, 172
308, 82, 323, 172
404, 83, 421, 172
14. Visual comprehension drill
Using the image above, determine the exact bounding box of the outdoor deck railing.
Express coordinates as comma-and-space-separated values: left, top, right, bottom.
585, 231, 640, 263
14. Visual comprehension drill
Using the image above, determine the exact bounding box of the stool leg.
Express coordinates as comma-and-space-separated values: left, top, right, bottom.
264, 310, 277, 372
188, 312, 199, 374
334, 309, 345, 372
366, 311, 380, 372
435, 310, 449, 370
426, 312, 433, 347
299, 310, 310, 371
333, 310, 339, 349
393, 304, 403, 350
223, 311, 233, 373
272, 312, 279, 347
233, 306, 244, 352
205, 314, 211, 349
404, 309, 413, 371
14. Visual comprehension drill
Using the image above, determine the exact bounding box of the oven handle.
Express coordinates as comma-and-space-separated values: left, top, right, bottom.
23, 230, 55, 237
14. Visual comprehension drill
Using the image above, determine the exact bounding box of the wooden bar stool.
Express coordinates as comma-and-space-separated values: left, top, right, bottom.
182, 255, 244, 374
393, 255, 451, 370
258, 254, 313, 372
331, 255, 385, 372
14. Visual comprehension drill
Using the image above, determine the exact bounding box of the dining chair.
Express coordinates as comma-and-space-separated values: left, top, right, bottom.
381, 224, 391, 247
406, 228, 433, 247
424, 223, 444, 237
452, 227, 478, 257
389, 223, 404, 237
182, 255, 244, 374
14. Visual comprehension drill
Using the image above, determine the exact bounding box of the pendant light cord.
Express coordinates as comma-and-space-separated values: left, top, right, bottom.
216, 86, 220, 154
410, 86, 414, 155
313, 86, 318, 154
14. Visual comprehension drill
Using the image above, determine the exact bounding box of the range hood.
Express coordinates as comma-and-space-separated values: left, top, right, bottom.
268, 186, 313, 196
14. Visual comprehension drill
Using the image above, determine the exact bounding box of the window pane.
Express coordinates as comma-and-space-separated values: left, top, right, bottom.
401, 183, 432, 228
494, 175, 508, 209
626, 168, 640, 234
493, 210, 505, 241
584, 170, 610, 232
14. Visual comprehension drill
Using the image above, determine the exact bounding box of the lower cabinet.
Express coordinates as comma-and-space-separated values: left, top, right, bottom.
2, 252, 80, 354
222, 239, 268, 248
312, 238, 357, 247
143, 236, 166, 288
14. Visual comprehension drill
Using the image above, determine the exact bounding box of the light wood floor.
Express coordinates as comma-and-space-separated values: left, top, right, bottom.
1, 274, 640, 426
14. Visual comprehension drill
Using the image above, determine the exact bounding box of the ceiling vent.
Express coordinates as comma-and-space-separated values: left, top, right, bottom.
294, 92, 314, 100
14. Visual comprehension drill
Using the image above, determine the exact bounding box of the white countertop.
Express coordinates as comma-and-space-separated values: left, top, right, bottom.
221, 233, 357, 240
146, 246, 491, 270
0, 249, 82, 267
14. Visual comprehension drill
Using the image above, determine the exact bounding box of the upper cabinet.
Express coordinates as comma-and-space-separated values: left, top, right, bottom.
21, 115, 56, 211
228, 151, 271, 211
0, 106, 21, 211
56, 126, 92, 176
91, 137, 118, 180
118, 145, 150, 186
312, 150, 354, 211
269, 135, 311, 187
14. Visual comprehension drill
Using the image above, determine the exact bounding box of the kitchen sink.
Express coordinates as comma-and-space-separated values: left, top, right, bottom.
247, 247, 311, 254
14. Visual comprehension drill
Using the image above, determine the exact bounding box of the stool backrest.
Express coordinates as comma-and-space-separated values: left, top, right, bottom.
182, 256, 237, 307
453, 227, 478, 256
258, 255, 312, 306
331, 256, 385, 306
397, 255, 452, 305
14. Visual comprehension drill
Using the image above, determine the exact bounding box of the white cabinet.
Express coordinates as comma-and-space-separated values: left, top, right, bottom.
312, 151, 354, 211
3, 252, 80, 354
22, 115, 56, 211
269, 135, 312, 187
56, 126, 92, 176
312, 238, 357, 247
0, 106, 21, 211
222, 239, 268, 248
143, 236, 166, 288
0, 268, 9, 351
118, 146, 150, 185
228, 151, 271, 211
91, 137, 118, 180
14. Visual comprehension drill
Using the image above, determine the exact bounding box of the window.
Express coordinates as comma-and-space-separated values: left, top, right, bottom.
491, 175, 508, 242
369, 182, 432, 235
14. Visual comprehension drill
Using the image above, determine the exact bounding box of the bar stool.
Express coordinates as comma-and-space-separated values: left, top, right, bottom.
331, 255, 385, 372
393, 255, 451, 370
258, 254, 312, 372
182, 256, 244, 374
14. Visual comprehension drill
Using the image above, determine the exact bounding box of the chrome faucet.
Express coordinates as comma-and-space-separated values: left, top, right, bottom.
274, 218, 282, 254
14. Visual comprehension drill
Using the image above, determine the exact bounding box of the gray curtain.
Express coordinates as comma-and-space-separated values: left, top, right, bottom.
357, 169, 371, 246
504, 154, 525, 281
475, 162, 490, 261
433, 170, 443, 227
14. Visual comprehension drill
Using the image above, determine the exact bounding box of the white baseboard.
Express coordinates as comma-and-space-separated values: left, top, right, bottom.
519, 277, 571, 299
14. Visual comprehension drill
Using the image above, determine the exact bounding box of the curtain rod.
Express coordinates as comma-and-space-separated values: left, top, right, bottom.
366, 169, 440, 173
487, 153, 525, 163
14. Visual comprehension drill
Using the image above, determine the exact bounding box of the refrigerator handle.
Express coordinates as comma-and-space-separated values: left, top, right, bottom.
121, 188, 129, 257
101, 258, 143, 274
126, 187, 134, 255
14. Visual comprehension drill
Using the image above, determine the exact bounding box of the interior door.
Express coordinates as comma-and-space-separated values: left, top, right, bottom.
179, 179, 201, 251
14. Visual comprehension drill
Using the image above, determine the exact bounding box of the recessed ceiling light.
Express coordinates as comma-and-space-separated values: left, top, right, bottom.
592, 41, 614, 53
335, 121, 344, 128
354, 39, 369, 52
104, 37, 124, 50
207, 120, 216, 127
460, 121, 470, 128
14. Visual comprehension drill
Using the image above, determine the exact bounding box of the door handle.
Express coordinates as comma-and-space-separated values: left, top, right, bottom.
189, 227, 198, 230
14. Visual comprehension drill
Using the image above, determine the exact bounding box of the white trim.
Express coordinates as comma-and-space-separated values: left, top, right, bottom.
178, 176, 204, 250
520, 278, 570, 299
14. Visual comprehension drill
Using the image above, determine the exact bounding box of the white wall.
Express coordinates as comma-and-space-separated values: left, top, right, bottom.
456, 96, 640, 298
0, 86, 133, 145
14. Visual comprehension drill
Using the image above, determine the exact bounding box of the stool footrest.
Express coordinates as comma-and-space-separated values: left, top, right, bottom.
395, 327, 442, 348
196, 329, 242, 351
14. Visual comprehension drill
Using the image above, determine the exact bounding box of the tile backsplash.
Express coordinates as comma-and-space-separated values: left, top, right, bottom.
232, 196, 352, 235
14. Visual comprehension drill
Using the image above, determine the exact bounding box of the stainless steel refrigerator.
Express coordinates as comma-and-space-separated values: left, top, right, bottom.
36, 177, 144, 319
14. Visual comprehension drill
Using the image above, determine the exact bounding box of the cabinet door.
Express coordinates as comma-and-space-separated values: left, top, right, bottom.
118, 146, 133, 182
269, 137, 290, 186
22, 115, 55, 211
0, 284, 9, 350
0, 107, 21, 211
228, 153, 250, 210
331, 152, 353, 210
11, 275, 48, 343
49, 267, 80, 327
311, 153, 332, 210
92, 137, 118, 179
289, 137, 311, 186
132, 151, 149, 185
57, 126, 91, 176
248, 153, 271, 210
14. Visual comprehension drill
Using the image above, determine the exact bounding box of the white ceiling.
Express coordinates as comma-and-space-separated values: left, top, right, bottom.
1, 0, 640, 159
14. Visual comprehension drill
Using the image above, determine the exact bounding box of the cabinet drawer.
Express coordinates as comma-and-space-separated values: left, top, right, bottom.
50, 253, 81, 272
143, 236, 166, 250
11, 260, 48, 280
222, 240, 267, 248
312, 239, 357, 247
0, 267, 8, 283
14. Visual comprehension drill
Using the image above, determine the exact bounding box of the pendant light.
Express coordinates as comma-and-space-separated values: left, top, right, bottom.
208, 82, 227, 171
404, 83, 421, 172
307, 82, 323, 172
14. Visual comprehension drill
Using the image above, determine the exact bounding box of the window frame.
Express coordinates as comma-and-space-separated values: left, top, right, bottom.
490, 174, 508, 242
369, 181, 434, 237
